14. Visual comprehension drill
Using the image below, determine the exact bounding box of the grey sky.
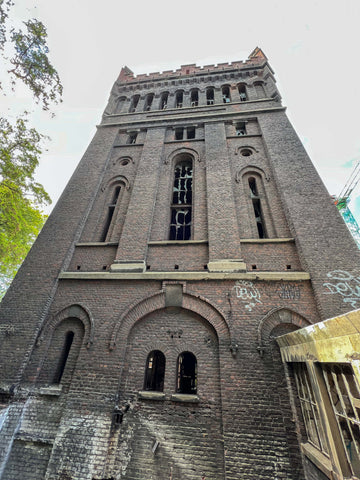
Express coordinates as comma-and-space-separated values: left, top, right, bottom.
6, 0, 360, 223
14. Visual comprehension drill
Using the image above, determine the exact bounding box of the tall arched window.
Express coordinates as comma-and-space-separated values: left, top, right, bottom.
190, 89, 199, 107
249, 176, 266, 238
175, 91, 183, 108
177, 352, 197, 394
254, 82, 266, 98
169, 158, 193, 240
144, 350, 166, 391
101, 185, 122, 241
160, 92, 168, 110
129, 94, 140, 112
238, 84, 247, 101
144, 93, 154, 111
115, 96, 126, 113
222, 85, 231, 103
206, 87, 215, 105
53, 331, 74, 384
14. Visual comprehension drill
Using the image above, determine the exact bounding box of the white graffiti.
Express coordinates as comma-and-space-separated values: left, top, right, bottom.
233, 280, 262, 312
323, 270, 360, 308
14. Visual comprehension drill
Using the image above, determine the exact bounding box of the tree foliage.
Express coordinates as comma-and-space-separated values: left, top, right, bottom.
0, 1, 62, 297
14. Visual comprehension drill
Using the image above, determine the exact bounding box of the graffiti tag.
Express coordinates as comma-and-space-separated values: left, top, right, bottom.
233, 280, 262, 312
277, 283, 301, 300
323, 270, 360, 308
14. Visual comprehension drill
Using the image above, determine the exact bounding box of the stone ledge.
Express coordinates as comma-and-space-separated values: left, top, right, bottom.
170, 394, 199, 403
110, 261, 146, 273
39, 385, 62, 396
60, 271, 310, 281
148, 239, 208, 246
138, 391, 166, 401
240, 238, 294, 243
207, 259, 247, 273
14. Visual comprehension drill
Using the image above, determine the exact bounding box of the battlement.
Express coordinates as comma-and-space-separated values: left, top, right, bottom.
118, 47, 267, 84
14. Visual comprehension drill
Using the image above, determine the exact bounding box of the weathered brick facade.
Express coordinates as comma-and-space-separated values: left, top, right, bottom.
1, 47, 359, 479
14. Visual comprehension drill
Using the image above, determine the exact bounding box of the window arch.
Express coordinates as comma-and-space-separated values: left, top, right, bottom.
254, 81, 266, 98
115, 96, 126, 113
222, 85, 231, 103
175, 90, 184, 108
190, 89, 199, 107
238, 83, 247, 101
144, 350, 166, 391
143, 93, 154, 111
159, 92, 169, 110
53, 330, 74, 384
177, 351, 197, 394
129, 94, 140, 112
248, 176, 267, 238
206, 87, 215, 105
169, 157, 193, 240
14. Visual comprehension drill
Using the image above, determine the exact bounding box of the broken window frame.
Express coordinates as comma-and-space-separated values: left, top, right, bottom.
144, 350, 166, 392
127, 132, 138, 144
169, 158, 193, 241
238, 84, 247, 101
176, 351, 197, 394
175, 91, 184, 108
248, 177, 267, 238
322, 363, 360, 477
235, 122, 247, 136
222, 85, 231, 103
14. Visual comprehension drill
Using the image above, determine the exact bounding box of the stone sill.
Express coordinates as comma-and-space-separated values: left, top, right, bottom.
148, 240, 208, 246
39, 385, 62, 397
60, 271, 310, 281
170, 394, 199, 403
76, 242, 118, 247
240, 238, 295, 243
301, 442, 333, 479
138, 391, 165, 401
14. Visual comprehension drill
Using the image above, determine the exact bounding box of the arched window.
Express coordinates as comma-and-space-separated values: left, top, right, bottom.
160, 92, 168, 110
102, 185, 122, 241
175, 91, 183, 108
206, 87, 215, 105
169, 158, 193, 240
190, 89, 199, 107
129, 94, 140, 112
222, 85, 231, 103
144, 93, 154, 111
144, 350, 166, 391
249, 176, 266, 238
115, 96, 126, 113
238, 84, 247, 101
53, 331, 74, 384
254, 82, 266, 98
177, 352, 197, 394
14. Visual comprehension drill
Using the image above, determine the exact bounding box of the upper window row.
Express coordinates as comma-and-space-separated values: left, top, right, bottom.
115, 83, 266, 113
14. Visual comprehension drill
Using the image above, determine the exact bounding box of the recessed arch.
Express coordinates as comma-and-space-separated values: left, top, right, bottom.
100, 175, 130, 192
235, 165, 270, 183
165, 147, 200, 165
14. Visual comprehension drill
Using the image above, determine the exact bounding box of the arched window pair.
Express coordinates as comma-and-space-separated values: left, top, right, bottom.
144, 350, 197, 394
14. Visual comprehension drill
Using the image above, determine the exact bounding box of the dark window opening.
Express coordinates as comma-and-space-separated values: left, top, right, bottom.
236, 122, 247, 136
144, 93, 154, 111
127, 132, 137, 144
177, 352, 197, 394
102, 186, 121, 241
144, 350, 166, 392
175, 91, 183, 108
174, 264, 179, 270
222, 86, 231, 103
206, 88, 214, 105
241, 148, 252, 157
187, 127, 195, 139
129, 95, 140, 112
238, 84, 247, 101
190, 90, 199, 107
170, 159, 193, 240
160, 93, 168, 110
175, 128, 184, 140
53, 331, 74, 384
249, 177, 266, 238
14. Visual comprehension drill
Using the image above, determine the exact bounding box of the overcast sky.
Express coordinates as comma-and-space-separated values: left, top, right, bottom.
5, 0, 360, 226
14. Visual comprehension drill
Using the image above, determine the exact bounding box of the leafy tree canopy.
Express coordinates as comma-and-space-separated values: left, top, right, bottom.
0, 0, 63, 297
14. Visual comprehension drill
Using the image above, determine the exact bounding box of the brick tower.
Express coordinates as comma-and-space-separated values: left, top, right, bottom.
0, 48, 359, 480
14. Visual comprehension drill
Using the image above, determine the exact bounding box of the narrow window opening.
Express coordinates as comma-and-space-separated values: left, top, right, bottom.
175, 128, 184, 140
169, 159, 193, 240
252, 265, 257, 270
102, 186, 121, 241
187, 127, 195, 139
177, 352, 197, 394
129, 94, 140, 112
146, 265, 151, 270
249, 177, 266, 239
238, 84, 247, 101
203, 264, 208, 270
286, 265, 291, 270
160, 93, 168, 110
102, 265, 107, 270
127, 132, 137, 144
174, 264, 179, 270
53, 331, 74, 384
144, 93, 154, 111
175, 91, 183, 108
236, 122, 247, 136
222, 86, 231, 103
76, 265, 81, 270
190, 90, 199, 107
144, 350, 166, 392
206, 88, 214, 105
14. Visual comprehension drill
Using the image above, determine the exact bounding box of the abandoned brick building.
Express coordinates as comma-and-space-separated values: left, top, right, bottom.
1, 47, 360, 480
